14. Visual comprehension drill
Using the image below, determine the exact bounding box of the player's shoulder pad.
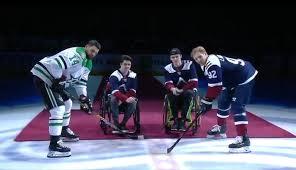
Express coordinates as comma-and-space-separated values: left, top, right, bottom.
128, 71, 137, 78
70, 47, 78, 50
164, 63, 176, 73
182, 60, 193, 70
60, 47, 77, 59
110, 70, 122, 80
63, 47, 77, 54
205, 54, 221, 71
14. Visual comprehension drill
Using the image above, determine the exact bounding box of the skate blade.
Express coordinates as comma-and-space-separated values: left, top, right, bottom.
207, 133, 227, 139
47, 151, 71, 158
60, 137, 79, 142
229, 146, 251, 153
170, 128, 178, 131
111, 130, 130, 134
112, 131, 121, 134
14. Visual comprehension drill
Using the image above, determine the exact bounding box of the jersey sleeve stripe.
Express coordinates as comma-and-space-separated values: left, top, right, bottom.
238, 70, 258, 85
208, 82, 223, 87
35, 63, 55, 80
34, 66, 53, 82
37, 62, 55, 79
205, 61, 211, 69
189, 78, 198, 82
58, 55, 68, 69
206, 63, 214, 71
111, 89, 119, 94
55, 58, 63, 69
164, 80, 173, 84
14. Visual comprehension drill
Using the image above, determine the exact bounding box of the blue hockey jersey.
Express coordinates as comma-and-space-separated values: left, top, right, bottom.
164, 60, 198, 91
109, 70, 137, 102
202, 54, 258, 99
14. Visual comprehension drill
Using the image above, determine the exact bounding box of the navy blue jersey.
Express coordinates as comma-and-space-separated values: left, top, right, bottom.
109, 70, 137, 95
202, 55, 258, 88
164, 60, 198, 90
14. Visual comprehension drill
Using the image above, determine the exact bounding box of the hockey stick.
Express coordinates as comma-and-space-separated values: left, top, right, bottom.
63, 90, 144, 140
93, 112, 143, 140
167, 89, 202, 154
166, 109, 203, 153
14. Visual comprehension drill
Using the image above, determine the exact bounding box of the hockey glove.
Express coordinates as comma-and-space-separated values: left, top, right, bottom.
200, 97, 213, 114
79, 95, 93, 113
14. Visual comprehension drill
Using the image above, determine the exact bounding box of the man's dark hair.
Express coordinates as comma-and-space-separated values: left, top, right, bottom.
170, 48, 181, 55
87, 40, 102, 49
120, 55, 133, 63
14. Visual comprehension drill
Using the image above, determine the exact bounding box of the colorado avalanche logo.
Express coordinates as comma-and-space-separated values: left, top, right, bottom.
118, 84, 127, 92
177, 77, 186, 85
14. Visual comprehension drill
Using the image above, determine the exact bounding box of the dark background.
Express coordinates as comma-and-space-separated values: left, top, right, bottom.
0, 5, 295, 105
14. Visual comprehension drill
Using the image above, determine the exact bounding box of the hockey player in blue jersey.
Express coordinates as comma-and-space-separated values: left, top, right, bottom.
109, 55, 137, 133
164, 48, 198, 131
191, 46, 258, 153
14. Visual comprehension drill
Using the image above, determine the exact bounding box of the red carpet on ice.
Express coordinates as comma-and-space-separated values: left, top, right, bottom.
15, 76, 295, 141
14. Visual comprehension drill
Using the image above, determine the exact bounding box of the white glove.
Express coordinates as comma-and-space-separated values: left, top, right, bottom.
171, 88, 180, 96
126, 97, 137, 103
176, 88, 183, 94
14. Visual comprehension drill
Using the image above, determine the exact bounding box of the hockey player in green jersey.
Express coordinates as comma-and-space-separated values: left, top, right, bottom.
31, 40, 101, 158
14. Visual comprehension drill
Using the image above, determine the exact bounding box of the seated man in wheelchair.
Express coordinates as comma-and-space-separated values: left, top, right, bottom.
109, 55, 137, 133
164, 48, 198, 131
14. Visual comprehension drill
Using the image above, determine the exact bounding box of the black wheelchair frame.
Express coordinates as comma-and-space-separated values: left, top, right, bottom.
99, 83, 141, 135
162, 89, 201, 135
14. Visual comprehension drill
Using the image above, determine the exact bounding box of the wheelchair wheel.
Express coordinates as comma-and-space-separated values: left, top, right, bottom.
163, 95, 172, 134
99, 91, 109, 135
191, 95, 202, 135
133, 101, 141, 134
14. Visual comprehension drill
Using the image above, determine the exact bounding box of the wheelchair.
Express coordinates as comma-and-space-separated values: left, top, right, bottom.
99, 81, 141, 135
163, 88, 201, 135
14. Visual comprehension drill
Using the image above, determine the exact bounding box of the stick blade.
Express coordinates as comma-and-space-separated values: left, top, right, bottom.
167, 147, 173, 154
129, 135, 139, 140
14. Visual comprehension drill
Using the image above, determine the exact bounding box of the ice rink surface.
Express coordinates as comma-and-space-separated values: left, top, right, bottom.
1, 102, 295, 170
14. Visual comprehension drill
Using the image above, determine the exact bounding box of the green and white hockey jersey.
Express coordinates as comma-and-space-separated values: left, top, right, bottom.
31, 47, 92, 96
